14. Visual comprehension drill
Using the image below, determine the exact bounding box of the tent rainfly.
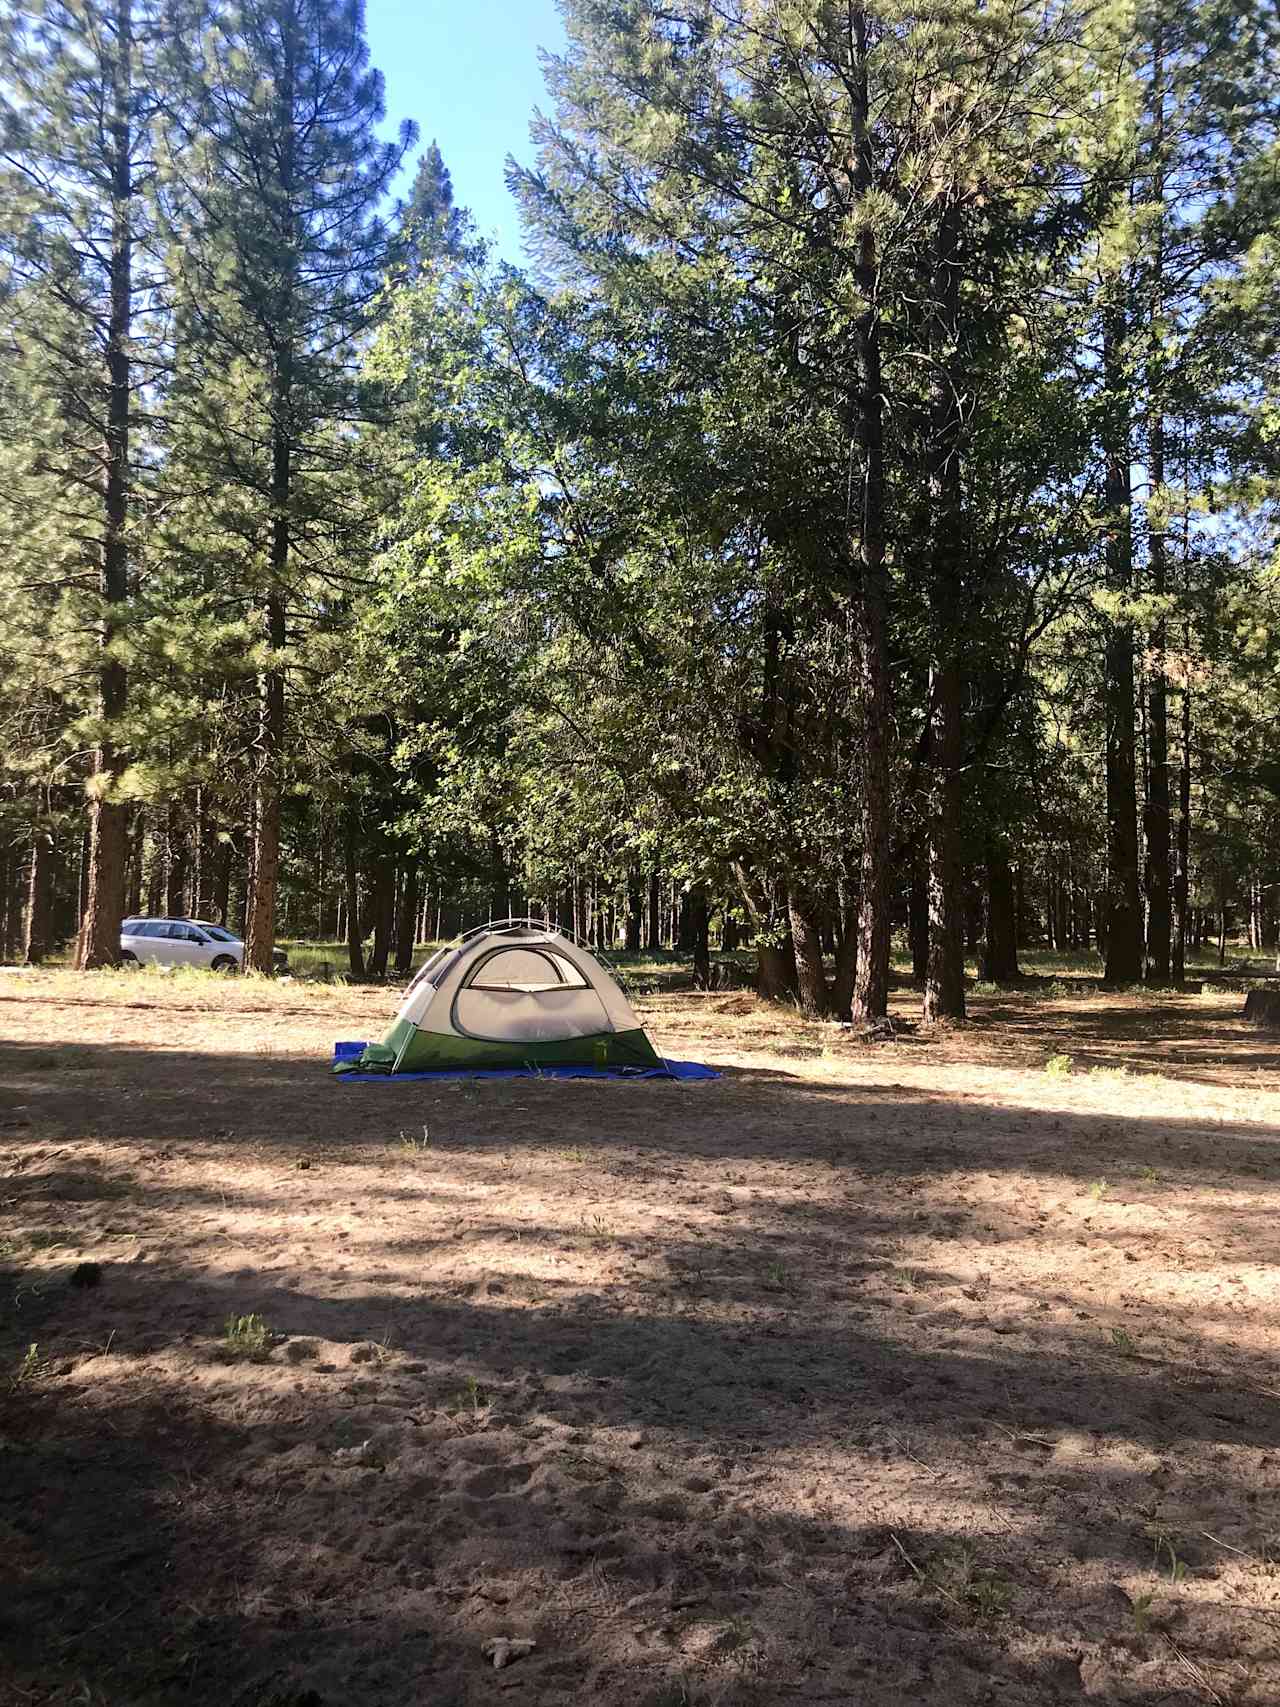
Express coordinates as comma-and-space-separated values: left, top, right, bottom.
335, 922, 665, 1075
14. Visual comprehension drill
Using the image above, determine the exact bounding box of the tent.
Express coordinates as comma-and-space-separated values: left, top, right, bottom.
334, 921, 664, 1075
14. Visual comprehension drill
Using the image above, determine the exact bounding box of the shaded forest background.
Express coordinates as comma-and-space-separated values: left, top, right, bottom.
3, 0, 1280, 1017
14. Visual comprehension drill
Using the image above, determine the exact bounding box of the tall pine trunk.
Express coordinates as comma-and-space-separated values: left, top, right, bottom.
25, 832, 56, 965
1142, 30, 1172, 984
367, 853, 395, 977
922, 197, 966, 1025
1172, 636, 1192, 984
77, 0, 133, 969
831, 897, 859, 1019
344, 818, 365, 979
689, 886, 711, 990
1101, 306, 1143, 983
244, 17, 296, 975
979, 836, 1020, 983
394, 858, 419, 976
245, 590, 286, 970
625, 868, 643, 952
849, 4, 892, 1025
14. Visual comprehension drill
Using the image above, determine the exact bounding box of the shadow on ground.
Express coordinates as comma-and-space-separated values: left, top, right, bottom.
3, 1004, 1280, 1705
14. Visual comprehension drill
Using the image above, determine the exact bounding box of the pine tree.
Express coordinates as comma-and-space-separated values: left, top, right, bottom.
163, 0, 413, 969
0, 0, 167, 965
401, 141, 467, 275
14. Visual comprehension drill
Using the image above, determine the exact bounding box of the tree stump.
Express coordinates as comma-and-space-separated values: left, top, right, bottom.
1243, 989, 1280, 1029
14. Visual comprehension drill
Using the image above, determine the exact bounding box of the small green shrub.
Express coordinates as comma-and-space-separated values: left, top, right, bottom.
925, 1545, 1013, 1618
10, 1343, 50, 1389
223, 1313, 272, 1361
1044, 1054, 1074, 1076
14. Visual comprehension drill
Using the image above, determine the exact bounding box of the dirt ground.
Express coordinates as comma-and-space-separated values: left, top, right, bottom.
3, 970, 1280, 1707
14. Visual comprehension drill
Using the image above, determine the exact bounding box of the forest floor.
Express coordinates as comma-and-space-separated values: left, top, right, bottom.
2, 969, 1280, 1707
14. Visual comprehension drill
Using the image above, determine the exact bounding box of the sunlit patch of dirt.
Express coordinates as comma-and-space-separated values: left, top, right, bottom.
2, 971, 1280, 1705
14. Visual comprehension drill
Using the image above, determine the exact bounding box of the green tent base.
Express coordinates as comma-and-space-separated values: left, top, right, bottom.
335, 1017, 663, 1076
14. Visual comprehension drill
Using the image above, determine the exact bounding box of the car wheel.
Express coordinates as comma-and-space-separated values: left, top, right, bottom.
211, 955, 238, 974
119, 950, 138, 967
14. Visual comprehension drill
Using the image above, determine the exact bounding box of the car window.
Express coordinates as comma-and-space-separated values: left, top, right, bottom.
131, 921, 161, 938
199, 925, 237, 943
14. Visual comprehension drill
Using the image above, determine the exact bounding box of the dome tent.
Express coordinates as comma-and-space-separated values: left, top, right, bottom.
334, 921, 664, 1076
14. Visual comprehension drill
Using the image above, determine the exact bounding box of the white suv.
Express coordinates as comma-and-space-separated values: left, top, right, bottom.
119, 917, 287, 973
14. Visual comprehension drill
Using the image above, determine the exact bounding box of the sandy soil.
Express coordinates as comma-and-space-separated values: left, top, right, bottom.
2, 969, 1280, 1706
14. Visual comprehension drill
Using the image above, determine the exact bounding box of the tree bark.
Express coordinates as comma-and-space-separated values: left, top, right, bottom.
77, 0, 133, 969
244, 15, 296, 975
923, 656, 966, 1023
736, 864, 796, 999
367, 852, 396, 977
647, 870, 661, 951
166, 798, 188, 918
1172, 650, 1191, 984
25, 832, 56, 965
789, 893, 830, 1016
212, 835, 232, 927
344, 818, 365, 978
908, 853, 928, 984
979, 836, 1020, 983
848, 5, 892, 1025
1142, 27, 1172, 984
689, 885, 711, 990
625, 868, 643, 952
831, 899, 859, 1019
0, 846, 18, 962
1101, 305, 1143, 984
245, 591, 286, 971
394, 858, 419, 976
921, 195, 966, 1026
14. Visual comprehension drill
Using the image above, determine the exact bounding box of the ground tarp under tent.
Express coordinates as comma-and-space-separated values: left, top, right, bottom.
333, 921, 684, 1077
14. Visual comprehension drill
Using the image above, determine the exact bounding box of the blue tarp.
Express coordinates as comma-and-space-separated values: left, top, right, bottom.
331, 1040, 719, 1083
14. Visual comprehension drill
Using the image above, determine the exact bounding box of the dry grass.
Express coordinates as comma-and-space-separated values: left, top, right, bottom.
2, 970, 1280, 1706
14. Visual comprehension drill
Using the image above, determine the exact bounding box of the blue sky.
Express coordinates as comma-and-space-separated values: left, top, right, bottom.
366, 0, 568, 260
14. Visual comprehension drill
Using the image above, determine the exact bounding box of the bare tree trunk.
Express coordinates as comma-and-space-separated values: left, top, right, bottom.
922, 195, 966, 1026
831, 898, 859, 1019
1143, 30, 1172, 985
647, 870, 660, 951
0, 845, 17, 962
394, 858, 418, 977
166, 798, 188, 918
849, 4, 892, 1025
367, 853, 395, 977
77, 0, 133, 969
689, 886, 711, 990
25, 832, 56, 965
908, 853, 928, 984
789, 894, 830, 1016
245, 18, 296, 975
736, 864, 796, 999
979, 836, 1020, 983
1102, 305, 1143, 984
626, 868, 643, 953
344, 819, 365, 979
923, 656, 966, 1023
1172, 656, 1191, 982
